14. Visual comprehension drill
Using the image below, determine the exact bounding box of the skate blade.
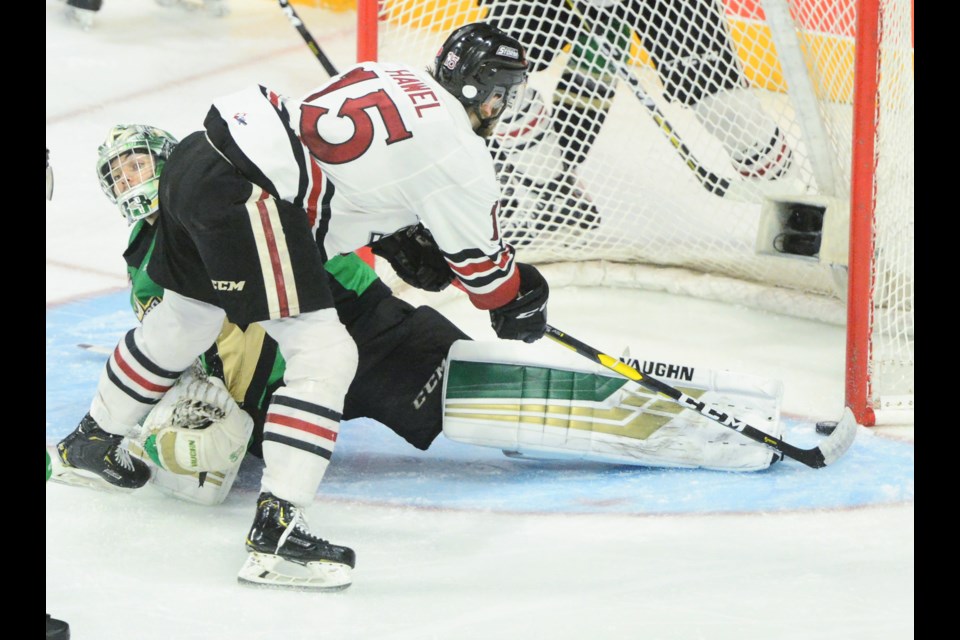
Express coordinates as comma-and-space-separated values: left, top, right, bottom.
47, 462, 138, 494
721, 174, 807, 204
237, 552, 352, 592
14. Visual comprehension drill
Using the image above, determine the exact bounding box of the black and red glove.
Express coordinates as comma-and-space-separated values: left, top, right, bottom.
370, 224, 455, 292
489, 263, 549, 343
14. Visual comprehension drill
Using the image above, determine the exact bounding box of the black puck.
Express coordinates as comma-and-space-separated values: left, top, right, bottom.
816, 421, 838, 435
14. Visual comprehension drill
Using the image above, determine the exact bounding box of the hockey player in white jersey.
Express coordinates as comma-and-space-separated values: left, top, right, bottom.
202, 26, 534, 311
55, 22, 547, 591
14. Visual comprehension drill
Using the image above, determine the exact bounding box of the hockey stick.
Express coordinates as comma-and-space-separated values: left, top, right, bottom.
605, 57, 741, 200
544, 325, 857, 469
278, 0, 339, 77
276, 1, 381, 268
77, 343, 111, 355
564, 1, 745, 201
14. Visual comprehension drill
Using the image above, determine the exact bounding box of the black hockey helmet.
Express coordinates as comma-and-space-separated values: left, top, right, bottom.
433, 22, 528, 134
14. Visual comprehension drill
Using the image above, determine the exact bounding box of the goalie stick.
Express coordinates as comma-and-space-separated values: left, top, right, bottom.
564, 0, 748, 202
544, 325, 857, 469
278, 0, 339, 77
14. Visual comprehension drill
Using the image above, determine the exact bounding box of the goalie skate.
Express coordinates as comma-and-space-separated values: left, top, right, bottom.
238, 492, 355, 591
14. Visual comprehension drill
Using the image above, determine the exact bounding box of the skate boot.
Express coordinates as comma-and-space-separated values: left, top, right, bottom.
203, 0, 230, 16
498, 166, 601, 247
491, 86, 602, 247
154, 0, 229, 16
46, 613, 70, 640
64, 0, 102, 30
54, 413, 150, 491
238, 492, 355, 591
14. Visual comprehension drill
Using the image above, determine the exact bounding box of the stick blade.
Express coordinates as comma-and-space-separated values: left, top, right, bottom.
77, 343, 112, 355
817, 407, 859, 467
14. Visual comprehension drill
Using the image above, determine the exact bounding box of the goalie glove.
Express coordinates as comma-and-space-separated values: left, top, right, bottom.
140, 367, 253, 474
489, 263, 549, 343
369, 223, 455, 292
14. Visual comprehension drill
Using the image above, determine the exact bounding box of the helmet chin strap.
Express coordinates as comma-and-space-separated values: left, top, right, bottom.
467, 108, 498, 138
476, 118, 499, 138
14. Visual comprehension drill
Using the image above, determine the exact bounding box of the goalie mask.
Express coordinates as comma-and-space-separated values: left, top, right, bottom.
96, 124, 179, 225
433, 22, 528, 137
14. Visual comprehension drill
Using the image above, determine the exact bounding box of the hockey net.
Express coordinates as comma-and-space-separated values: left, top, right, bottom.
355, 0, 914, 426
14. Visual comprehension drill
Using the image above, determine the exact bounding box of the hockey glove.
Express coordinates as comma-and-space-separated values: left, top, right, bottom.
370, 223, 455, 292
489, 263, 549, 343
140, 366, 253, 474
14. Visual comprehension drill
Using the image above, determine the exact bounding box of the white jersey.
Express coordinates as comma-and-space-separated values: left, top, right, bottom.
204, 62, 519, 310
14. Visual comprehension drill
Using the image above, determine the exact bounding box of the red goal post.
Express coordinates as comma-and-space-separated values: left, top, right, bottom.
355, 0, 914, 427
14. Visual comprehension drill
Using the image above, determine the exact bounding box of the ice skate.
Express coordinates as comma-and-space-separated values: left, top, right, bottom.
498, 167, 601, 247
238, 492, 355, 591
491, 86, 602, 246
46, 613, 70, 640
729, 125, 806, 199
694, 89, 805, 200
53, 413, 151, 492
64, 0, 101, 30
155, 0, 230, 16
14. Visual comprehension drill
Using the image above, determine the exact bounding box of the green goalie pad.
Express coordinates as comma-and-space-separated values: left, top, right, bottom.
441, 340, 785, 472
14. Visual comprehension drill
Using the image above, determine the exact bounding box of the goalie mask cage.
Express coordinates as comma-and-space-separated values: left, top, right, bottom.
355, 0, 914, 427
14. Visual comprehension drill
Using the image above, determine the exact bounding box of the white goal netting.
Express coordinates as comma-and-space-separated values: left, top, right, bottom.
359, 0, 913, 423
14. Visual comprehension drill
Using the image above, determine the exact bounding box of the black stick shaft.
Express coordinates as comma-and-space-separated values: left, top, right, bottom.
562, 0, 734, 199
544, 324, 854, 469
279, 0, 339, 77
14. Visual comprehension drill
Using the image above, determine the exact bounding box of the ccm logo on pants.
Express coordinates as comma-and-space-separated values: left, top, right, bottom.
212, 280, 246, 291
